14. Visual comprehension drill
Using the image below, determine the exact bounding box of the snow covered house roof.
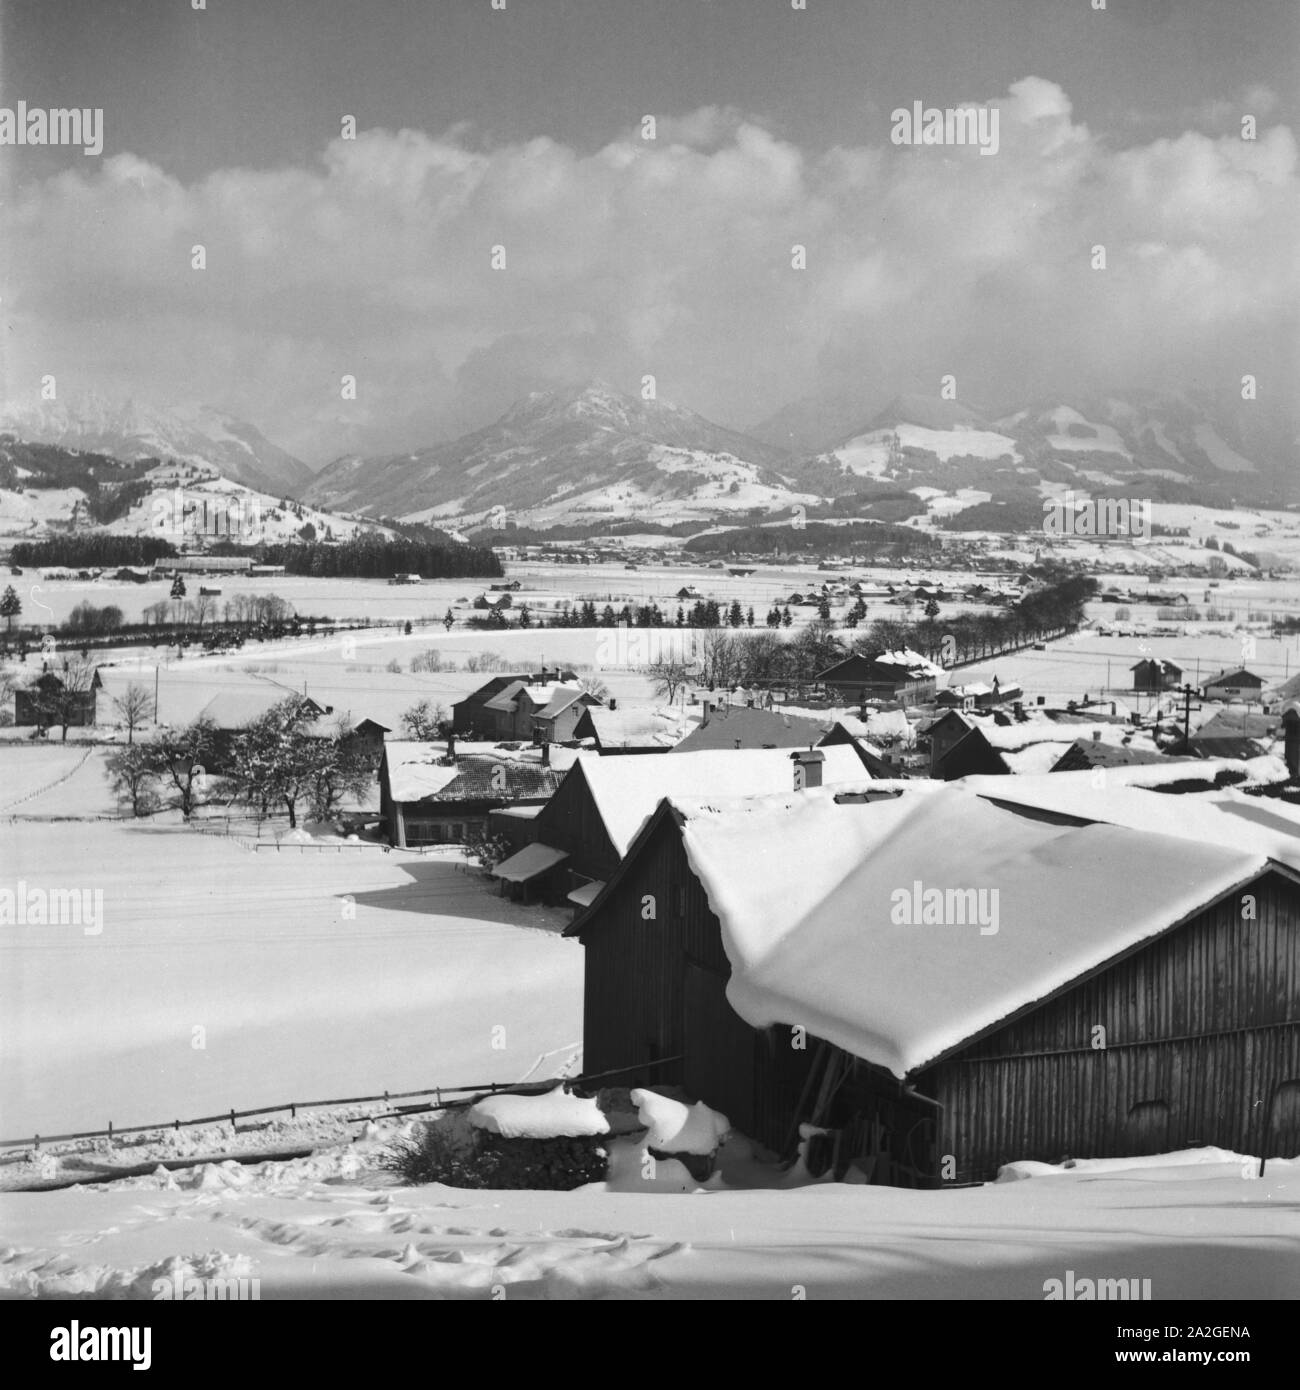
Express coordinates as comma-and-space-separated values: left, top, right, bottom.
1049, 739, 1174, 772
382, 743, 562, 803
492, 843, 569, 883
566, 743, 874, 859
966, 772, 1300, 870
574, 705, 682, 750
675, 787, 1284, 1079
482, 681, 587, 718
198, 688, 326, 729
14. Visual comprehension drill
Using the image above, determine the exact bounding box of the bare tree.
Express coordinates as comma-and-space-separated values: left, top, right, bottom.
112, 682, 153, 743
144, 717, 216, 818
401, 698, 446, 741
105, 743, 160, 817
306, 720, 377, 821
645, 653, 694, 705
31, 654, 98, 742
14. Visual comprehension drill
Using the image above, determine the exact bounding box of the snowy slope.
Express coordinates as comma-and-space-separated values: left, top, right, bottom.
0, 392, 313, 494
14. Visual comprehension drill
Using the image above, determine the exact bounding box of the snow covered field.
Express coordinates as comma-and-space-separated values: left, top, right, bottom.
956, 630, 1300, 708
0, 822, 583, 1140
0, 1145, 1294, 1299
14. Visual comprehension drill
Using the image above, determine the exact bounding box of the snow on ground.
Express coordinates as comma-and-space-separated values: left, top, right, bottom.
829, 424, 1021, 477
1043, 408, 1132, 460
956, 630, 1300, 706
0, 745, 111, 815
0, 822, 583, 1140
0, 1147, 1294, 1299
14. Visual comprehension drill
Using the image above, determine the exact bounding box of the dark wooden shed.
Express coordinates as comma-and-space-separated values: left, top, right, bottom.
568, 790, 1300, 1186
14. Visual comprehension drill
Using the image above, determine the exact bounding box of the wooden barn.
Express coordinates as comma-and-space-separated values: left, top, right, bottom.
568, 784, 1300, 1185
497, 743, 875, 904
921, 709, 975, 777
1131, 658, 1183, 692
816, 651, 939, 707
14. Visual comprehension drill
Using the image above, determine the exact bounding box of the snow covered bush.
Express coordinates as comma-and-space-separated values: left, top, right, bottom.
382, 1113, 607, 1190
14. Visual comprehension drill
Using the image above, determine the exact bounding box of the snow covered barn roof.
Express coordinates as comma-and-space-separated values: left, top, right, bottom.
670, 786, 1289, 1080
569, 743, 876, 858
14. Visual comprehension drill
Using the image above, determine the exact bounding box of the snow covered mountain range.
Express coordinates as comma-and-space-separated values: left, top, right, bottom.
0, 393, 314, 496
301, 381, 809, 527
2, 382, 1295, 536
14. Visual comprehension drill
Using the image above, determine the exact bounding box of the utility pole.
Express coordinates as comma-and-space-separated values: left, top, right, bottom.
154, 665, 160, 722
1182, 683, 1193, 750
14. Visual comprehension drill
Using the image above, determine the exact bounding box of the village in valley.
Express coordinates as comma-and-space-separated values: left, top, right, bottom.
1, 0, 1297, 1322
2, 508, 1299, 1299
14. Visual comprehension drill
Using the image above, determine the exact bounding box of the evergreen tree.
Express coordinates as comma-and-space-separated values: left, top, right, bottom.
0, 585, 21, 631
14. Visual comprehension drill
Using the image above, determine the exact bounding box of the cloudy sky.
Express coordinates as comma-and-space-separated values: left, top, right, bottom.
2, 0, 1297, 464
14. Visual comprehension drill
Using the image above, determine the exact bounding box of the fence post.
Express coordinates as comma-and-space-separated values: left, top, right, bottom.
229, 1108, 236, 1130
107, 1120, 112, 1144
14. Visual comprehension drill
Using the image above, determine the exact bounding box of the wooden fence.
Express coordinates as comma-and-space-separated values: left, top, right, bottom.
0, 1058, 682, 1152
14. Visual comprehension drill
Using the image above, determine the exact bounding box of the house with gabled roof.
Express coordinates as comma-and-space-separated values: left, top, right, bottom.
671, 704, 829, 754
450, 669, 579, 739
1131, 658, 1183, 692
1199, 666, 1267, 701
571, 704, 680, 754
379, 742, 561, 847
491, 743, 874, 903
566, 782, 1300, 1184
816, 650, 942, 706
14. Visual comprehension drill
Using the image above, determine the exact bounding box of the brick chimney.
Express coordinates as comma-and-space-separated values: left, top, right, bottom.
791, 748, 825, 789
541, 742, 551, 767
608, 697, 617, 711
447, 734, 456, 760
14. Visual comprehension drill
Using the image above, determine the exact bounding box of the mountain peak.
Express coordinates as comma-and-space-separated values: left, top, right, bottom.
0, 391, 312, 494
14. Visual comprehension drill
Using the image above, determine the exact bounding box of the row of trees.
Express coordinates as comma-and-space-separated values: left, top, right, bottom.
218, 537, 502, 580
105, 698, 375, 827
11, 536, 176, 567
641, 577, 1096, 696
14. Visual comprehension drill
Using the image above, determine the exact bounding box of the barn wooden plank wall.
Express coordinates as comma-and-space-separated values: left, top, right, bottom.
926, 873, 1300, 1182
533, 765, 621, 881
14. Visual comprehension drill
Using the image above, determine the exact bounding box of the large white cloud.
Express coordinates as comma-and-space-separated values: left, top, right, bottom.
4, 77, 1295, 461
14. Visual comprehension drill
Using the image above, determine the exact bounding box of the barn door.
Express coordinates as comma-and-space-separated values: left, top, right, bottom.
1124, 1100, 1171, 1155
683, 961, 754, 1136
1265, 1081, 1300, 1159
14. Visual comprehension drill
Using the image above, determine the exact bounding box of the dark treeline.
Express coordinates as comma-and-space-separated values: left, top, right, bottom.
683, 521, 939, 558
11, 535, 178, 567
465, 519, 700, 544
211, 537, 502, 579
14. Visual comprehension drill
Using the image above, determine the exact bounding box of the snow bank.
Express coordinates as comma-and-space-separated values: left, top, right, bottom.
468, 1086, 609, 1139
997, 1147, 1253, 1182
631, 1089, 730, 1155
